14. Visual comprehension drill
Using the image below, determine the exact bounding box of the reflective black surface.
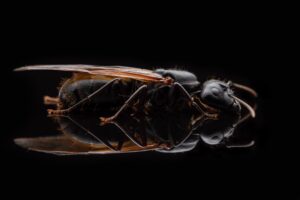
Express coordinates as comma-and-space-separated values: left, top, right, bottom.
2, 49, 293, 197
3, 5, 299, 197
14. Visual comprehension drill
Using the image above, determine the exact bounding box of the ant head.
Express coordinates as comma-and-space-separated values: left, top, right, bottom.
201, 80, 240, 113
199, 80, 256, 117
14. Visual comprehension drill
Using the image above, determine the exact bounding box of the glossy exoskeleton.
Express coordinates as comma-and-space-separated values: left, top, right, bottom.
14, 65, 257, 154
15, 65, 257, 123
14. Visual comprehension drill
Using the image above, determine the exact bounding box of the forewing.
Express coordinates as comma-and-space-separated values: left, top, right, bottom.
15, 65, 167, 83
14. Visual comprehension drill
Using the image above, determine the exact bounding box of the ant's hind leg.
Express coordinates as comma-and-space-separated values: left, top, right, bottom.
47, 78, 121, 116
100, 85, 148, 124
44, 96, 59, 105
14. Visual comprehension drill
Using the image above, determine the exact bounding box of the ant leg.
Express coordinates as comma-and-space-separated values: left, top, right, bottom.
100, 85, 148, 124
48, 78, 120, 116
60, 115, 119, 151
192, 96, 219, 113
173, 82, 218, 119
109, 120, 147, 148
44, 96, 59, 105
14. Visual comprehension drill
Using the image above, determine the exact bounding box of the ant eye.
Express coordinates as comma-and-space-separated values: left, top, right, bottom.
220, 84, 228, 90
200, 132, 224, 145
212, 135, 220, 140
211, 87, 221, 96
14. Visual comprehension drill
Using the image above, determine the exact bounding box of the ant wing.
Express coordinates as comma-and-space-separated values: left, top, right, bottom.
14, 65, 170, 83
14, 115, 162, 156
14, 134, 161, 156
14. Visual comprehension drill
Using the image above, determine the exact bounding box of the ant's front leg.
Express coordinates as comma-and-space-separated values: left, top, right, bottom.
173, 82, 218, 119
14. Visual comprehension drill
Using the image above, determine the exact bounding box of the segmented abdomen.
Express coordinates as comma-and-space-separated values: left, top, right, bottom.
58, 79, 133, 112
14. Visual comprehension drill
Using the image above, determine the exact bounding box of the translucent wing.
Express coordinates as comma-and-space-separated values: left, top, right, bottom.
14, 134, 161, 155
14, 65, 170, 83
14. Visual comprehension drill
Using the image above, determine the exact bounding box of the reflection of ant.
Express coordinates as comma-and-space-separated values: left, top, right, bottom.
14, 101, 256, 155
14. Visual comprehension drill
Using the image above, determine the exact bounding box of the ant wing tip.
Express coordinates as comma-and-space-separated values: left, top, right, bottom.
14, 66, 33, 72
14, 138, 29, 149
13, 67, 24, 72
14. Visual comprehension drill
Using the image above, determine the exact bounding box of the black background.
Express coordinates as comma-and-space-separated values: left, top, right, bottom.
1, 8, 297, 198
